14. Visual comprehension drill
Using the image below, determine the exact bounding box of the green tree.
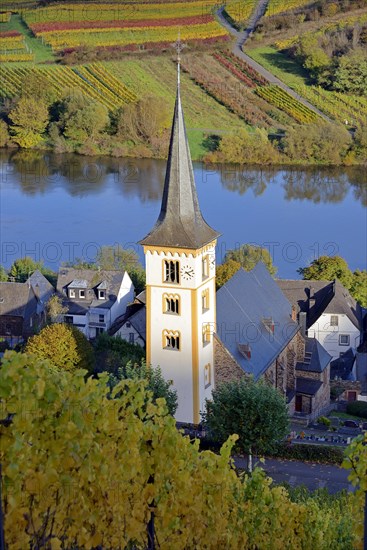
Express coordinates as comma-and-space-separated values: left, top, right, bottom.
203, 378, 289, 471
350, 269, 367, 307
25, 323, 95, 374
0, 265, 8, 282
0, 119, 9, 147
298, 255, 353, 290
9, 257, 43, 283
58, 91, 109, 147
8, 96, 49, 148
225, 244, 277, 276
109, 361, 178, 416
94, 332, 145, 376
342, 433, 367, 544
333, 48, 367, 96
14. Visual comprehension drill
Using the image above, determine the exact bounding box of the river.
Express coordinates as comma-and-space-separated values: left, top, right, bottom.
0, 150, 366, 278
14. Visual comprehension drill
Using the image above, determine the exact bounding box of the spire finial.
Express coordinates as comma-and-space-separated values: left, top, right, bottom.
172, 31, 185, 86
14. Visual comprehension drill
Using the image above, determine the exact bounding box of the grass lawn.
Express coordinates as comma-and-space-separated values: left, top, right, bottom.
329, 411, 363, 422
246, 46, 312, 89
0, 14, 54, 63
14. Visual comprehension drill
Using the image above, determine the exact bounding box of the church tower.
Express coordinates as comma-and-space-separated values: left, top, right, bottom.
139, 47, 220, 424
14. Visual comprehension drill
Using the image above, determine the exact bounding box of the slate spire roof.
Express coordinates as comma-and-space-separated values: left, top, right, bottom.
139, 57, 219, 249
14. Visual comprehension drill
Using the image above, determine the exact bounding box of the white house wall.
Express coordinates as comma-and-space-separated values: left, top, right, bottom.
115, 323, 144, 347
309, 313, 360, 360
110, 272, 134, 325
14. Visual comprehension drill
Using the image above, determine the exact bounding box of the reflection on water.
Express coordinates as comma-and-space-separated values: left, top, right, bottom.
1, 150, 366, 206
1, 149, 366, 277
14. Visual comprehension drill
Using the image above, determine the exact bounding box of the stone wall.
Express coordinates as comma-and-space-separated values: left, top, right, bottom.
214, 335, 246, 386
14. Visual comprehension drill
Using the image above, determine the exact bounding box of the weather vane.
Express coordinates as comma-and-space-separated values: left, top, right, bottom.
172, 31, 186, 63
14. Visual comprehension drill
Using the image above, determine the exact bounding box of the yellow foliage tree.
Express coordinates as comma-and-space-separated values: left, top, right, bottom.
9, 96, 49, 148
0, 351, 362, 549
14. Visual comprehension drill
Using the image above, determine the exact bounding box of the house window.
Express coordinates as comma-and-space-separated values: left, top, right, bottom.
99, 314, 104, 323
202, 323, 212, 346
202, 288, 209, 311
69, 289, 75, 298
163, 293, 180, 315
98, 290, 106, 300
163, 260, 180, 284
330, 315, 338, 327
204, 363, 211, 388
129, 332, 135, 344
339, 334, 350, 346
79, 290, 85, 299
64, 315, 73, 324
163, 330, 180, 351
202, 255, 209, 280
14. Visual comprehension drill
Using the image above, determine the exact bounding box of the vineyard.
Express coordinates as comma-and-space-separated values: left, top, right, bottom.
294, 86, 367, 126
21, 2, 228, 52
224, 0, 257, 26
0, 64, 137, 110
255, 85, 319, 123
265, 0, 314, 17
0, 30, 34, 62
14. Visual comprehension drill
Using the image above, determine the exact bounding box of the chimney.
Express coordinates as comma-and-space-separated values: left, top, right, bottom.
308, 286, 316, 308
299, 311, 307, 338
291, 305, 297, 321
238, 343, 251, 360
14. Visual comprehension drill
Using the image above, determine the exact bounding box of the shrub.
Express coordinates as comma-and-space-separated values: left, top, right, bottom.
318, 416, 331, 427
346, 401, 367, 419
269, 442, 344, 464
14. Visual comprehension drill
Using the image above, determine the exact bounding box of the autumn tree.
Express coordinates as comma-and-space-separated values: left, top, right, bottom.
8, 96, 49, 148
225, 244, 277, 275
9, 257, 43, 283
0, 265, 8, 282
0, 119, 9, 147
333, 48, 367, 96
281, 123, 352, 165
46, 294, 68, 323
215, 128, 280, 165
0, 351, 361, 548
203, 378, 289, 471
117, 95, 170, 145
216, 259, 241, 289
25, 323, 94, 374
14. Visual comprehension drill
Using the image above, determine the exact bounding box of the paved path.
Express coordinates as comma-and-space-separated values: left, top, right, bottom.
234, 456, 354, 493
215, 4, 331, 122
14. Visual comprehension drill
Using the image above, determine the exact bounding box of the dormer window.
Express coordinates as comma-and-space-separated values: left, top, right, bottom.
69, 289, 75, 298
98, 290, 106, 300
79, 290, 85, 299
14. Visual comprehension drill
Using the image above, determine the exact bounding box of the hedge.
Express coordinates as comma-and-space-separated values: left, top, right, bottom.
267, 442, 344, 465
346, 401, 367, 419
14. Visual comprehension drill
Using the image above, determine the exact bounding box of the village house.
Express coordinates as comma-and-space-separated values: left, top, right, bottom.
277, 279, 364, 361
214, 263, 332, 420
0, 270, 54, 347
56, 268, 134, 339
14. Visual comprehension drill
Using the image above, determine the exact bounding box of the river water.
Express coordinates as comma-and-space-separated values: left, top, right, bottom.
0, 150, 366, 278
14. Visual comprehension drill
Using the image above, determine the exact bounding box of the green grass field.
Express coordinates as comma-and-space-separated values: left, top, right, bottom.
0, 14, 54, 63
246, 46, 311, 88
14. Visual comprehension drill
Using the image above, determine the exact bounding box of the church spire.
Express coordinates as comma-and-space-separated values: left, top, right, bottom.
139, 38, 220, 250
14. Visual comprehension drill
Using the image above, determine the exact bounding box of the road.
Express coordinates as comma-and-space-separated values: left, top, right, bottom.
215, 3, 331, 122
234, 456, 354, 493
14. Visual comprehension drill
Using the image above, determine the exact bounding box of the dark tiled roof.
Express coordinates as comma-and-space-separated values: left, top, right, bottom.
296, 377, 323, 396
128, 307, 146, 342
139, 70, 219, 249
26, 270, 54, 304
296, 337, 332, 373
135, 290, 146, 305
56, 268, 125, 311
0, 282, 38, 319
276, 279, 334, 328
216, 262, 299, 380
330, 348, 356, 380
277, 279, 363, 330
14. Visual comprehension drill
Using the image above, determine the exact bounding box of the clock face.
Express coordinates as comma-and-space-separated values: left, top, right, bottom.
180, 264, 194, 280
